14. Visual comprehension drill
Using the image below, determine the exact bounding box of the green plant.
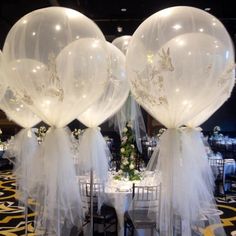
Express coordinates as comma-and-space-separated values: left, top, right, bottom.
114, 121, 141, 181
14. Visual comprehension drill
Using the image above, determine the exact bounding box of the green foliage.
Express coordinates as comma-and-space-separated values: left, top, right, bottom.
114, 121, 141, 181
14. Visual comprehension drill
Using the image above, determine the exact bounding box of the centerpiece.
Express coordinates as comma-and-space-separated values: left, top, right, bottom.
114, 121, 141, 181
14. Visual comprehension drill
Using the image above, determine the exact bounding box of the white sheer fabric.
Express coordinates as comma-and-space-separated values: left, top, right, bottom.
77, 127, 110, 182
111, 36, 147, 152
0, 88, 41, 208
33, 127, 83, 236
126, 6, 235, 235
9, 129, 39, 204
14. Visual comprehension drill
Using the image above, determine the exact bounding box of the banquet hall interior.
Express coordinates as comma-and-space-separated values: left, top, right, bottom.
0, 0, 236, 236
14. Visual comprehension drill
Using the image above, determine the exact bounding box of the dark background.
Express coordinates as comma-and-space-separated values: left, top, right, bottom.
0, 0, 236, 135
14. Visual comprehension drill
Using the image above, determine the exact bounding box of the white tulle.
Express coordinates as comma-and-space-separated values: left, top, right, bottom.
111, 35, 147, 153
110, 94, 147, 152
146, 128, 224, 235
77, 127, 110, 183
6, 129, 39, 204
33, 127, 83, 235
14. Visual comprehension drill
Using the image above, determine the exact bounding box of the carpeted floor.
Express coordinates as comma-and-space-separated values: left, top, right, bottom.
0, 170, 235, 236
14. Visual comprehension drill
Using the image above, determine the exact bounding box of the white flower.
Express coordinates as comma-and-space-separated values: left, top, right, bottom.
121, 136, 128, 143
0, 129, 3, 134
120, 148, 125, 153
129, 163, 135, 169
134, 170, 139, 174
130, 155, 135, 160
127, 122, 132, 128
123, 160, 129, 165
123, 127, 128, 133
118, 170, 123, 174
131, 144, 134, 148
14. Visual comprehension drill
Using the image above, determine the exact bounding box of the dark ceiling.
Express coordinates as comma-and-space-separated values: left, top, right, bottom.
0, 0, 236, 48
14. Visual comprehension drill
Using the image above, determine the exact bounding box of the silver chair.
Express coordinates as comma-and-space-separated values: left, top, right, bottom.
124, 183, 161, 236
79, 180, 118, 235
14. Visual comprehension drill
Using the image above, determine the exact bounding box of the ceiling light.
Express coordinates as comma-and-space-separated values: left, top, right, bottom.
117, 26, 123, 32
204, 7, 211, 11
121, 8, 127, 12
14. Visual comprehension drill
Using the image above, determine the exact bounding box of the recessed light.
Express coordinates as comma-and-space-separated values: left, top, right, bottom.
121, 8, 127, 12
204, 7, 211, 11
117, 26, 123, 32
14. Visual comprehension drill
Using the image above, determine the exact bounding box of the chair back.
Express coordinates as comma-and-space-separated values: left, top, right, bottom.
208, 158, 224, 180
79, 180, 105, 211
131, 183, 161, 220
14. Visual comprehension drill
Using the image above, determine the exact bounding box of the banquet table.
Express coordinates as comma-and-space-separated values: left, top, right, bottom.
78, 171, 160, 236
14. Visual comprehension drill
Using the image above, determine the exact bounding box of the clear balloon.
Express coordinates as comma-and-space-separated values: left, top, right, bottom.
77, 42, 129, 182
0, 51, 7, 101
126, 6, 235, 128
78, 41, 129, 127
0, 88, 40, 128
112, 35, 132, 55
3, 7, 108, 127
126, 6, 235, 236
2, 7, 108, 235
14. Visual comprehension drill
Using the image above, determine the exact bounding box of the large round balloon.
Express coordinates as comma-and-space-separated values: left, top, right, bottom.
112, 35, 132, 55
77, 41, 129, 127
3, 7, 108, 127
126, 6, 235, 128
0, 51, 7, 100
0, 88, 40, 128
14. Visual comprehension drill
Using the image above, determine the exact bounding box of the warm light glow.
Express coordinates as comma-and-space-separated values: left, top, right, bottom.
199, 28, 204, 32
173, 24, 182, 30
159, 8, 172, 17
175, 88, 180, 92
65, 8, 80, 18
32, 32, 36, 36
147, 54, 154, 64
22, 20, 27, 24
55, 24, 61, 31
188, 51, 192, 55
